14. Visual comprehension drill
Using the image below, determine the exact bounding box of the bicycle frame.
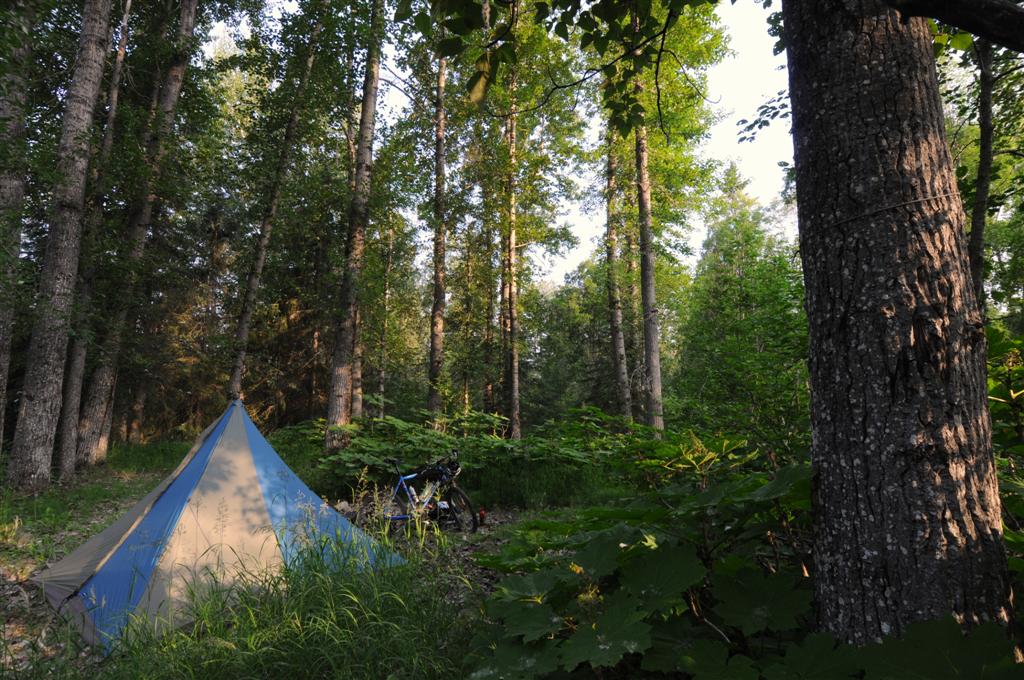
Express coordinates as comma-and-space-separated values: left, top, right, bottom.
385, 470, 441, 523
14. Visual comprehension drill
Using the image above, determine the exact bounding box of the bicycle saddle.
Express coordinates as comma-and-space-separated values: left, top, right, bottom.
385, 457, 402, 466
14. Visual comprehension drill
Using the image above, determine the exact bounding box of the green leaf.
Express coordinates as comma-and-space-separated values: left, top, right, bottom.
619, 543, 705, 612
468, 639, 561, 680
949, 32, 973, 51
759, 634, 859, 680
861, 619, 1018, 680
394, 0, 413, 22
711, 569, 812, 635
495, 569, 566, 602
559, 615, 652, 670
486, 599, 563, 642
745, 463, 812, 503
413, 11, 432, 36
438, 36, 464, 57
678, 639, 758, 680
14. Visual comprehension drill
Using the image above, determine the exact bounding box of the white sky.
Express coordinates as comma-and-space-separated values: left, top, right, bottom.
539, 1, 793, 282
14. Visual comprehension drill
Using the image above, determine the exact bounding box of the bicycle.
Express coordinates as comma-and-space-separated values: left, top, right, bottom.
383, 452, 478, 533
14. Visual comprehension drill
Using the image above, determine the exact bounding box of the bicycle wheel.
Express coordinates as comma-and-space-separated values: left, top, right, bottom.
437, 486, 478, 533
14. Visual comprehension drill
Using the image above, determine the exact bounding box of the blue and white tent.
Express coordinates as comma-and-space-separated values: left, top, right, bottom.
33, 401, 397, 648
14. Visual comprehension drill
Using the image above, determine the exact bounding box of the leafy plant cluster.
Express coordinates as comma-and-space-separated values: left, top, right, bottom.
466, 436, 1024, 678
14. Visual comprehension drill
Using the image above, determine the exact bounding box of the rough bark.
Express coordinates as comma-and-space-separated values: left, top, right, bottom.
0, 3, 33, 456
885, 0, 1024, 53
6, 0, 114, 490
968, 38, 993, 306
427, 51, 448, 414
604, 134, 632, 420
782, 0, 1010, 643
228, 19, 322, 399
634, 117, 664, 432
503, 88, 521, 440
325, 0, 382, 452
56, 0, 133, 480
77, 0, 197, 467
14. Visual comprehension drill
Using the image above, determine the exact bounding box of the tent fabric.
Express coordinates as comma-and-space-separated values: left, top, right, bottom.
32, 401, 398, 649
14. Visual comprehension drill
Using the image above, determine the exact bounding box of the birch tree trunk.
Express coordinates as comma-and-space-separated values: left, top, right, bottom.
325, 0, 382, 452
55, 0, 133, 480
782, 0, 1010, 642
77, 0, 197, 467
427, 51, 448, 414
228, 19, 322, 399
604, 134, 632, 420
0, 3, 33, 457
6, 0, 114, 490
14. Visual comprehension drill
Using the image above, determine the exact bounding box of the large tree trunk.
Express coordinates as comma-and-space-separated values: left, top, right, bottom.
427, 52, 448, 414
6, 0, 114, 491
228, 19, 322, 399
604, 133, 632, 420
325, 0, 382, 452
634, 119, 664, 432
967, 38, 993, 306
0, 3, 33, 457
782, 0, 1010, 643
77, 0, 197, 467
56, 0, 133, 480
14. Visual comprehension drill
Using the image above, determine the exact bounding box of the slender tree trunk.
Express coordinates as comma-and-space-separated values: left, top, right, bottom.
228, 19, 322, 399
56, 0, 133, 480
325, 0, 382, 451
482, 212, 496, 416
351, 309, 363, 418
504, 105, 521, 440
6, 0, 114, 490
77, 0, 197, 467
377, 227, 393, 419
968, 38, 993, 306
604, 133, 632, 420
0, 4, 33, 457
427, 51, 448, 414
782, 0, 1010, 643
634, 115, 664, 432
623, 229, 642, 417
128, 381, 146, 444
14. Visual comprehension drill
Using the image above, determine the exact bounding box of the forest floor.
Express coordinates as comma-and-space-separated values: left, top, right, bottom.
0, 461, 519, 675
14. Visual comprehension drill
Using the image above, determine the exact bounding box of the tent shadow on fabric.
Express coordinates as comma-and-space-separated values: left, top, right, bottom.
31, 401, 402, 651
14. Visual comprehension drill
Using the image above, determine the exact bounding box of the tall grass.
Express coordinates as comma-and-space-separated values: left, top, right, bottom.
24, 535, 475, 680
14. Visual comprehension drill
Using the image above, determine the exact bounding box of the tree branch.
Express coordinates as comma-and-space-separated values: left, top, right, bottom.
885, 0, 1024, 53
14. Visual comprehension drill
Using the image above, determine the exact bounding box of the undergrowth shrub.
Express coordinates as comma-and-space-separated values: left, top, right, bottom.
106, 441, 190, 473
467, 437, 1024, 678
316, 407, 650, 508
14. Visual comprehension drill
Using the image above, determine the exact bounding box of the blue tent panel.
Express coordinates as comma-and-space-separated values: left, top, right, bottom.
241, 409, 396, 566
77, 407, 232, 645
